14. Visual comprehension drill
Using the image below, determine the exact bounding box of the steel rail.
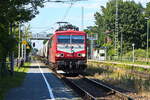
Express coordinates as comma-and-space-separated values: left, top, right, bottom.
53, 72, 96, 100
37, 57, 134, 100
83, 77, 134, 100
53, 71, 134, 100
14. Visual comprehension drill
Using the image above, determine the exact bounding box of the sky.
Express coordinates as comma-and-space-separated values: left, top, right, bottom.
29, 0, 149, 49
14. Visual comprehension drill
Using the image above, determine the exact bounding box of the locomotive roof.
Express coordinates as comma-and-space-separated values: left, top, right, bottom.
55, 30, 85, 34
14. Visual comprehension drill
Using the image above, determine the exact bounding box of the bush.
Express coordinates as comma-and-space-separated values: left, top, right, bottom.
123, 49, 147, 59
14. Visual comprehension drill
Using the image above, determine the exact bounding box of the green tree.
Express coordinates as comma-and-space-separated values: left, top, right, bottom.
94, 0, 147, 56
0, 0, 46, 76
145, 2, 150, 17
145, 2, 150, 50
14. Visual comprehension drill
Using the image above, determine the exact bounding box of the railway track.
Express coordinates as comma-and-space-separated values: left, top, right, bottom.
54, 72, 134, 100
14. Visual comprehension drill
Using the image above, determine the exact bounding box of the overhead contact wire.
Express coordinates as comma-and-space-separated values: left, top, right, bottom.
61, 2, 74, 21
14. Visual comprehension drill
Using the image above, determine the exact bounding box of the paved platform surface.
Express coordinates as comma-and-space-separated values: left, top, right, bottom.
5, 61, 80, 100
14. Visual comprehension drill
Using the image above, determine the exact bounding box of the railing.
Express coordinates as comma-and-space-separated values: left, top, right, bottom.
92, 56, 150, 63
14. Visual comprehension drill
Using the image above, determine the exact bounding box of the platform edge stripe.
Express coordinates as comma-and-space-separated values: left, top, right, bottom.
37, 62, 55, 100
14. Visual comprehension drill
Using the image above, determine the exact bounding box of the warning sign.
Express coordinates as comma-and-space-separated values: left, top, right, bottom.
22, 40, 27, 45
26, 46, 30, 49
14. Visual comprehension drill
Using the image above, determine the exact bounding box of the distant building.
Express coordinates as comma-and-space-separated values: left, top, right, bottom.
93, 48, 107, 61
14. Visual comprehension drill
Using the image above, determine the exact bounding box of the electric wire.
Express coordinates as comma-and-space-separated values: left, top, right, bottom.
33, 3, 74, 34
60, 2, 74, 21
32, 0, 86, 34
32, 23, 57, 34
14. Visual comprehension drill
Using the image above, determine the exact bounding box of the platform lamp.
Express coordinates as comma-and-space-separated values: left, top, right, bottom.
132, 43, 135, 63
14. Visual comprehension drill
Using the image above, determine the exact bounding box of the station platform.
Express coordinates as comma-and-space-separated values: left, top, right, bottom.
5, 61, 80, 100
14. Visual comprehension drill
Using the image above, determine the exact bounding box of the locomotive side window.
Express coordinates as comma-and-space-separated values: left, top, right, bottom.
58, 35, 70, 43
72, 35, 84, 44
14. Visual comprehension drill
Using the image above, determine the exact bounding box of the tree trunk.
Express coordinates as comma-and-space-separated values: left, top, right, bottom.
9, 52, 14, 76
0, 56, 7, 77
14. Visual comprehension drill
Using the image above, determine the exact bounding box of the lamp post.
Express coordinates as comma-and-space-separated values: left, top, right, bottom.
115, 0, 119, 60
145, 17, 149, 63
146, 18, 149, 63
132, 43, 135, 63
90, 33, 94, 59
17, 22, 21, 66
120, 29, 123, 61
81, 7, 84, 31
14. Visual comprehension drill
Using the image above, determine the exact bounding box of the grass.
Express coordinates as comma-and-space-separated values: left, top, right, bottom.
0, 62, 30, 100
89, 61, 150, 74
107, 59, 150, 66
86, 62, 150, 93
86, 62, 114, 76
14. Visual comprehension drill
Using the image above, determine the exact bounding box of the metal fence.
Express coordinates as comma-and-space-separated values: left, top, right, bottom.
92, 56, 150, 63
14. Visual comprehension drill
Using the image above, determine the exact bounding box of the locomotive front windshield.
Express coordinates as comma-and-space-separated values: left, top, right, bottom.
57, 35, 84, 44
57, 35, 70, 43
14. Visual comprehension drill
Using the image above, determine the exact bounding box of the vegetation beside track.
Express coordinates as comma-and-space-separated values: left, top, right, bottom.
86, 61, 150, 99
0, 62, 30, 100
88, 61, 150, 74
106, 60, 150, 66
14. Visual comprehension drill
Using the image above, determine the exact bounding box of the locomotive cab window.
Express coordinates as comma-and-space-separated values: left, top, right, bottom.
57, 35, 84, 44
72, 35, 84, 44
58, 35, 70, 44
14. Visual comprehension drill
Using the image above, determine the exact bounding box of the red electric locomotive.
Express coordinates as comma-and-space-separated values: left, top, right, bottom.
46, 24, 87, 73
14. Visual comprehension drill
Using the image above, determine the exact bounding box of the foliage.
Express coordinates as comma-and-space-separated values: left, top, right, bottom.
0, 63, 30, 100
124, 49, 147, 58
0, 0, 45, 54
88, 61, 150, 74
0, 0, 46, 76
93, 0, 150, 57
43, 40, 48, 44
145, 2, 150, 17
108, 48, 116, 57
84, 26, 102, 53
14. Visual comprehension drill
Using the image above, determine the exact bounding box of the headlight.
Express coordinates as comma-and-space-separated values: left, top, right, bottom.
56, 53, 64, 57
78, 53, 86, 57
81, 54, 86, 57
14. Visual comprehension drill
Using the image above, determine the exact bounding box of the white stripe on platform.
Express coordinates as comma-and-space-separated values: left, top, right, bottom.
37, 62, 55, 100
